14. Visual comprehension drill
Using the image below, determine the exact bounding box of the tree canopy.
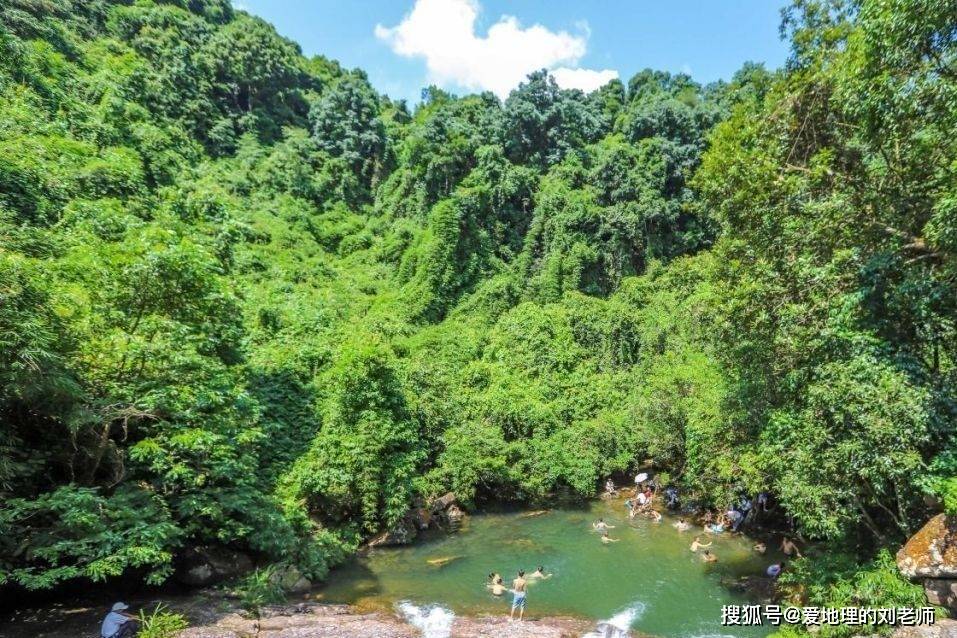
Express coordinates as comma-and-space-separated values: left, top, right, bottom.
0, 0, 953, 616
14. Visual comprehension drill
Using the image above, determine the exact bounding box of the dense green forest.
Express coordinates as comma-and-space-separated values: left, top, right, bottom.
0, 0, 954, 620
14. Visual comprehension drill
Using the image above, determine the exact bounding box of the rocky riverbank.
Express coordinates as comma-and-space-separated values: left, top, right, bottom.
179, 603, 591, 638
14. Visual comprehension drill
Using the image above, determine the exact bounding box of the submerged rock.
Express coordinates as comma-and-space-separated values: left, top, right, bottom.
425, 555, 463, 567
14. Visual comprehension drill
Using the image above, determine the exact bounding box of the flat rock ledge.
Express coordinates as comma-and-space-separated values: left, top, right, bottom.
889, 618, 957, 638
178, 603, 591, 638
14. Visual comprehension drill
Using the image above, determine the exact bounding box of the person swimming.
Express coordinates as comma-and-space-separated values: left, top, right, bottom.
648, 510, 662, 522
753, 542, 767, 554
593, 518, 615, 532
674, 518, 691, 531
530, 565, 551, 579
487, 573, 506, 595
601, 531, 620, 544
690, 536, 712, 552
701, 550, 718, 563
707, 513, 727, 533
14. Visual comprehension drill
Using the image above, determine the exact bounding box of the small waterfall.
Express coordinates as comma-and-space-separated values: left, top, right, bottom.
582, 601, 647, 638
396, 601, 455, 638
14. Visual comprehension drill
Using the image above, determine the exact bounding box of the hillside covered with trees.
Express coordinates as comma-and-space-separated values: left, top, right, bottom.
1, 0, 955, 619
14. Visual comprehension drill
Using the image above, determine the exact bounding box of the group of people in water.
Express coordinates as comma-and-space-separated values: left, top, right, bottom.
601, 475, 801, 574
486, 566, 551, 620
484, 475, 801, 621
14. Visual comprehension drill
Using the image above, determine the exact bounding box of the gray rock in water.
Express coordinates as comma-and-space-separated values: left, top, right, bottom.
430, 491, 457, 513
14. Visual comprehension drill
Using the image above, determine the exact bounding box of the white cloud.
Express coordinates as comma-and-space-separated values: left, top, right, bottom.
551, 67, 619, 93
374, 0, 617, 98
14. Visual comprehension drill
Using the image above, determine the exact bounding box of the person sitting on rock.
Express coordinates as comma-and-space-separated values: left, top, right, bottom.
604, 479, 617, 496
100, 602, 138, 638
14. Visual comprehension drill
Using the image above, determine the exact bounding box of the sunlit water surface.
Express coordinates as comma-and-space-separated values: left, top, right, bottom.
316, 498, 777, 638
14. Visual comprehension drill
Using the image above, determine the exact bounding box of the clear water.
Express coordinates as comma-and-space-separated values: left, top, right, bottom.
316, 498, 777, 637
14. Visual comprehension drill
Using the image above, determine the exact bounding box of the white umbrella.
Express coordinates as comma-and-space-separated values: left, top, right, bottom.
634, 472, 648, 484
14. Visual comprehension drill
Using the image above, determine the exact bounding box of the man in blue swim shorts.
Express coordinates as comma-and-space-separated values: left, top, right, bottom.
510, 570, 528, 620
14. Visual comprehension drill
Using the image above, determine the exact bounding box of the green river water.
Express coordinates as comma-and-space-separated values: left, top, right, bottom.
317, 498, 778, 638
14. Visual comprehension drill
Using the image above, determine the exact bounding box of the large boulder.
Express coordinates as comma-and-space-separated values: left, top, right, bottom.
268, 565, 313, 594
411, 507, 432, 530
175, 545, 254, 587
897, 514, 957, 579
430, 492, 457, 514
924, 579, 957, 610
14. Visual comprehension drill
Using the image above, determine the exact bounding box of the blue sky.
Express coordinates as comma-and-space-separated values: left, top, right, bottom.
236, 0, 791, 105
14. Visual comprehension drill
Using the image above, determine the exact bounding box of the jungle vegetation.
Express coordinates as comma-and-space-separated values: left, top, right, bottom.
0, 0, 954, 622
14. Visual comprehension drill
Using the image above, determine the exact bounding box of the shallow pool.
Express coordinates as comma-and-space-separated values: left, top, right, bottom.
315, 498, 778, 637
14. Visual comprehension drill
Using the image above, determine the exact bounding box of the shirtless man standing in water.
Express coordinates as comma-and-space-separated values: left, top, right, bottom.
510, 570, 528, 621
781, 537, 802, 558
